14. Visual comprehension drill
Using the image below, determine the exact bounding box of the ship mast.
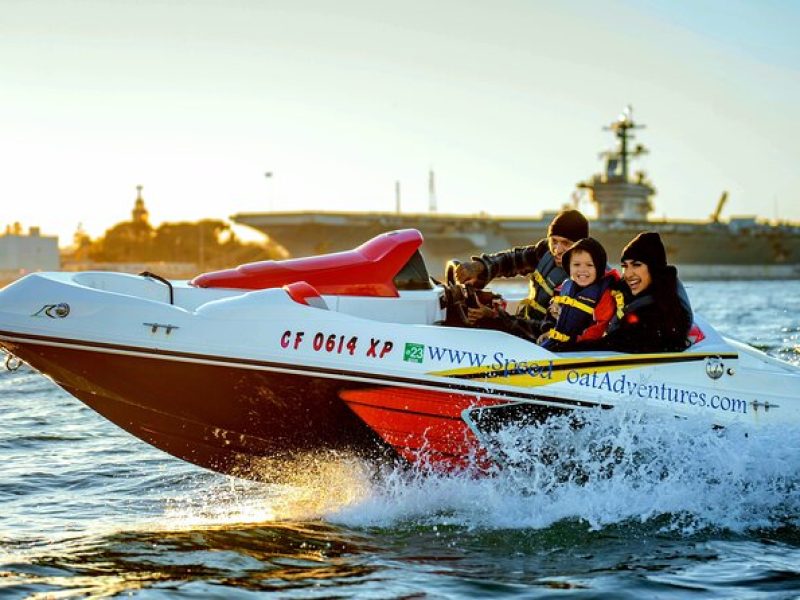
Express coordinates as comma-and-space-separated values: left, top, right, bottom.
578, 106, 655, 221
602, 105, 647, 180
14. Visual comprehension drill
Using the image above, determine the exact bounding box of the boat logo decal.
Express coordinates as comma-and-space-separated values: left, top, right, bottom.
32, 303, 70, 319
280, 329, 394, 359
705, 356, 725, 380
403, 342, 425, 364
143, 322, 179, 335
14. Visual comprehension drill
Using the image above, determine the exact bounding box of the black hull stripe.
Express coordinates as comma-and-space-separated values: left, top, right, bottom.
344, 396, 611, 416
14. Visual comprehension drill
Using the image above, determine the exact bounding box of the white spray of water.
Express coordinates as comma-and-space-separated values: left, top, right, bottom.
328, 408, 800, 534
149, 408, 800, 536
158, 455, 377, 529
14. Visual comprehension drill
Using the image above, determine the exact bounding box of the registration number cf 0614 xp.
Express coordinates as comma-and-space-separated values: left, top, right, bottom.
280, 330, 394, 359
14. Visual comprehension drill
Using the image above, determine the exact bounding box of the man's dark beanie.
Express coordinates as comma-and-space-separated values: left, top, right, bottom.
562, 237, 607, 277
621, 231, 667, 271
548, 209, 589, 242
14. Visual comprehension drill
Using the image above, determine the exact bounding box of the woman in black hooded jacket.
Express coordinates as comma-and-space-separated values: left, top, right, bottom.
580, 231, 692, 354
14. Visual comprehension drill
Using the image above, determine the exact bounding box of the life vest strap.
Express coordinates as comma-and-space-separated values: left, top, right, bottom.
553, 295, 595, 315
546, 329, 571, 342
532, 270, 553, 296
611, 290, 626, 319
518, 298, 548, 318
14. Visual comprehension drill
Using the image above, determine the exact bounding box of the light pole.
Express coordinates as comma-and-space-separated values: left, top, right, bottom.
265, 171, 274, 210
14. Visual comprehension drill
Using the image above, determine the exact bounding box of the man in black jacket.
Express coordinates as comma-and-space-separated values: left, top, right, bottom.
454, 209, 589, 337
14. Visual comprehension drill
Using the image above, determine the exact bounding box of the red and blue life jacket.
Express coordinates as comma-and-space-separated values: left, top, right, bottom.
543, 275, 615, 344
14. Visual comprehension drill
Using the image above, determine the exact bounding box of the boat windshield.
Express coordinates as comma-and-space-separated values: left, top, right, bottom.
393, 250, 433, 291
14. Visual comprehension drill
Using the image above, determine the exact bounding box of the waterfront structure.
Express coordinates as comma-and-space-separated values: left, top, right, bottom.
232, 109, 800, 280
0, 225, 59, 274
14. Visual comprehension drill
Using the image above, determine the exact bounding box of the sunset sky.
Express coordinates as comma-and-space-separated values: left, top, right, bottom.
2, 0, 799, 245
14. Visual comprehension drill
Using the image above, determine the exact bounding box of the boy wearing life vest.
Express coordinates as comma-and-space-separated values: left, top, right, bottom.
538, 237, 619, 350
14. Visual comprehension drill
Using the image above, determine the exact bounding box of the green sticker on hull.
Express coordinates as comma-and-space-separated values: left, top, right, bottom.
403, 342, 425, 363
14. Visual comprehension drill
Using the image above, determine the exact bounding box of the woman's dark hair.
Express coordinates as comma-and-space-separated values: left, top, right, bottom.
649, 265, 690, 345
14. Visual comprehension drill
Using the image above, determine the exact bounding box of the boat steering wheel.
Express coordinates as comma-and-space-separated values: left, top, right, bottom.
441, 260, 483, 327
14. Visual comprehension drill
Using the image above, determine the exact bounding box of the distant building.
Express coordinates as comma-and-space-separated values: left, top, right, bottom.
0, 225, 60, 272
132, 185, 150, 225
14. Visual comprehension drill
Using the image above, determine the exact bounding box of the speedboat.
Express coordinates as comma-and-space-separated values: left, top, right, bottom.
1, 229, 798, 480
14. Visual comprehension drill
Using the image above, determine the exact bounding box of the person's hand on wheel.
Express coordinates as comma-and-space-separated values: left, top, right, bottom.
466, 304, 496, 324
454, 260, 485, 285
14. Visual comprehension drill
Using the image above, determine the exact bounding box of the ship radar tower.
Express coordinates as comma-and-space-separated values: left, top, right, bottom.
578, 106, 655, 221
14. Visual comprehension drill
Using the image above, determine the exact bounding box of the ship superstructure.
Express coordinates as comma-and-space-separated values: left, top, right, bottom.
580, 106, 655, 221
233, 110, 800, 280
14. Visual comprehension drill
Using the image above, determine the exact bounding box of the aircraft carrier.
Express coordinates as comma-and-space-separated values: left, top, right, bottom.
232, 109, 800, 280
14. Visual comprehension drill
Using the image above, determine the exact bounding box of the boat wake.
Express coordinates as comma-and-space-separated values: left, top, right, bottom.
327, 408, 800, 534
152, 407, 800, 536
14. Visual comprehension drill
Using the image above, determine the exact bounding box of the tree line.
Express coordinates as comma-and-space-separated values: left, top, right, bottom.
70, 219, 282, 267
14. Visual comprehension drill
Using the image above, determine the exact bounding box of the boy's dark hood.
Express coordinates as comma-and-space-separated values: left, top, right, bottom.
562, 237, 607, 281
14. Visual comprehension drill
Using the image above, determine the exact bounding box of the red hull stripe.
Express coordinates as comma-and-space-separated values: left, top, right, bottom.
343, 398, 464, 421
339, 387, 505, 471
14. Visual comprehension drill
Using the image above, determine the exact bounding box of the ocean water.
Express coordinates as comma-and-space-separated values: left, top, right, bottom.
1, 280, 800, 599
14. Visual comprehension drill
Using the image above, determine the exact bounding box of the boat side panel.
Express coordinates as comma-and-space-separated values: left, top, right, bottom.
3, 340, 394, 480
